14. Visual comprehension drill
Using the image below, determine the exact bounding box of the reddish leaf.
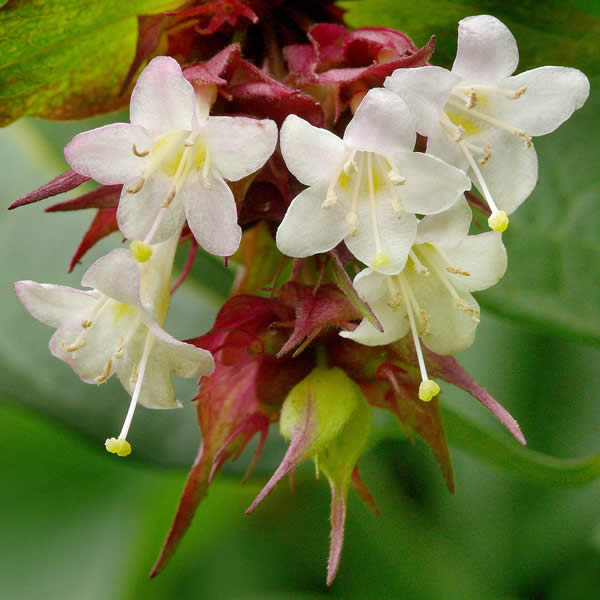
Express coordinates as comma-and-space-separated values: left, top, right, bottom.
9, 170, 89, 210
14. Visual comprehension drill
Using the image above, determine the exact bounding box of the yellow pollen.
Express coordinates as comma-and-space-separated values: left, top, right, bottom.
488, 211, 509, 232
105, 437, 132, 457
130, 240, 152, 263
371, 252, 391, 268
419, 380, 440, 402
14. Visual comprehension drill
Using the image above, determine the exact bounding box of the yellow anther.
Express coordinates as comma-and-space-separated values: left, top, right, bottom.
419, 380, 440, 402
388, 171, 406, 185
371, 252, 391, 269
467, 89, 478, 109
130, 240, 152, 263
323, 188, 337, 209
125, 177, 145, 194
132, 144, 149, 157
488, 210, 509, 233
105, 437, 132, 457
81, 319, 92, 328
346, 212, 359, 235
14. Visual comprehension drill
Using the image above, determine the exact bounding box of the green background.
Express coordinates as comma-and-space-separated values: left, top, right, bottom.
1, 2, 600, 597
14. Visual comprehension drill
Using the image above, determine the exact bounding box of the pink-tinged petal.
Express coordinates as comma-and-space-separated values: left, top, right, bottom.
117, 174, 187, 243
417, 196, 472, 247
343, 88, 416, 155
280, 114, 346, 187
14, 281, 98, 329
445, 231, 507, 292
64, 124, 150, 185
276, 182, 348, 258
452, 15, 519, 84
130, 56, 197, 134
9, 170, 89, 210
497, 66, 590, 136
202, 116, 278, 181
326, 483, 347, 586
183, 176, 241, 256
392, 151, 471, 215
384, 66, 460, 137
345, 198, 417, 274
81, 248, 141, 307
470, 128, 538, 214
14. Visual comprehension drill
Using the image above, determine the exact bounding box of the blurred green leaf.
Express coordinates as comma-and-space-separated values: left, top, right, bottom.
0, 0, 182, 126
341, 0, 600, 74
443, 403, 600, 486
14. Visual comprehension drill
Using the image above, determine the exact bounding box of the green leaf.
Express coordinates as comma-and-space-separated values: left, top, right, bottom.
443, 403, 600, 486
477, 76, 600, 344
0, 0, 183, 126
341, 0, 600, 75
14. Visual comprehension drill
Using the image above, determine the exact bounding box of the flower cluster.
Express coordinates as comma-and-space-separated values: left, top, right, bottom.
11, 9, 588, 586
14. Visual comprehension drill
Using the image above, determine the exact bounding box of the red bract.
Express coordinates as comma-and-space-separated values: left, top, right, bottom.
168, 0, 259, 35
151, 294, 314, 576
285, 24, 435, 124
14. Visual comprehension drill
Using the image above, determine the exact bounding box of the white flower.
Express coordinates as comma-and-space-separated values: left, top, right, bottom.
64, 56, 278, 255
15, 236, 215, 456
340, 199, 507, 400
276, 88, 471, 274
384, 14, 590, 232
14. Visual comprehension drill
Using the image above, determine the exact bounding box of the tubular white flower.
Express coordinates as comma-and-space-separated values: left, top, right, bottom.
385, 14, 590, 231
277, 88, 471, 274
340, 199, 507, 399
64, 56, 278, 256
14, 235, 215, 456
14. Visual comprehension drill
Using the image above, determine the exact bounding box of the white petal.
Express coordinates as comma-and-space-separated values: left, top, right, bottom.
384, 66, 460, 137
15, 281, 99, 329
183, 175, 241, 256
117, 173, 187, 243
417, 197, 472, 247
50, 299, 140, 384
148, 321, 215, 378
130, 56, 197, 134
280, 114, 346, 187
343, 88, 416, 155
392, 151, 471, 215
202, 117, 278, 181
64, 124, 150, 185
345, 194, 417, 274
352, 268, 388, 305
276, 182, 348, 258
81, 249, 141, 307
469, 128, 538, 214
406, 269, 479, 354
497, 66, 590, 136
426, 122, 470, 171
452, 15, 519, 84
444, 231, 507, 292
341, 301, 408, 346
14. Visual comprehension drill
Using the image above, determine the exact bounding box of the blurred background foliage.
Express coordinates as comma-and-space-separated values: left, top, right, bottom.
1, 0, 600, 598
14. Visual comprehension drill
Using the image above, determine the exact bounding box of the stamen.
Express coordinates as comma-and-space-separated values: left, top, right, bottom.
95, 360, 112, 383
125, 177, 145, 194
323, 188, 337, 209
409, 249, 428, 275
378, 156, 404, 216
132, 144, 149, 157
64, 339, 86, 352
396, 274, 439, 402
462, 140, 492, 165
105, 437, 131, 457
346, 212, 359, 235
467, 89, 478, 109
458, 141, 507, 230
447, 266, 471, 276
163, 187, 177, 208
343, 150, 358, 175
367, 153, 389, 268
107, 331, 155, 456
346, 152, 364, 235
448, 99, 532, 148
81, 320, 92, 329
130, 240, 152, 263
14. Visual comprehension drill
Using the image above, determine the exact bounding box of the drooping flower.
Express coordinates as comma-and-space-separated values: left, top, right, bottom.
384, 14, 590, 232
64, 56, 278, 256
341, 198, 507, 400
14, 235, 215, 455
277, 88, 471, 273
246, 366, 372, 586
